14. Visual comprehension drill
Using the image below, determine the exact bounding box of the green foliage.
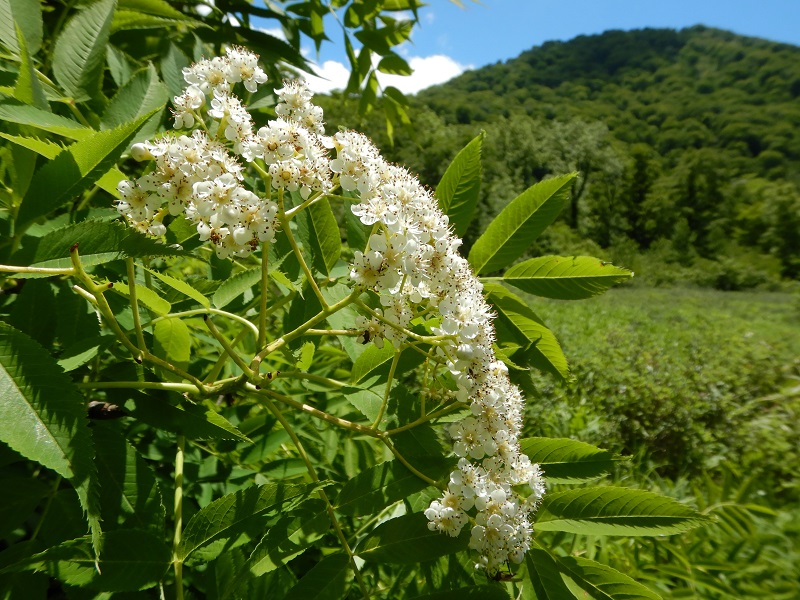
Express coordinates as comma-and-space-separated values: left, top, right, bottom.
0, 6, 764, 597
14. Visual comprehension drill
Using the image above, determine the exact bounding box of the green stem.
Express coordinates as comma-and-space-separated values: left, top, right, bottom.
248, 384, 379, 437
278, 190, 327, 308
250, 289, 359, 368
385, 402, 466, 435
258, 248, 269, 348
204, 316, 255, 378
371, 351, 400, 428
204, 328, 249, 383
173, 435, 185, 600
126, 259, 147, 351
0, 264, 74, 275
277, 371, 348, 388
379, 434, 440, 487
75, 381, 199, 393
259, 396, 371, 600
151, 308, 259, 338
284, 190, 324, 218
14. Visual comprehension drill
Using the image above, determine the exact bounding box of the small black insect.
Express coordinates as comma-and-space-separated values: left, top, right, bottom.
87, 401, 126, 420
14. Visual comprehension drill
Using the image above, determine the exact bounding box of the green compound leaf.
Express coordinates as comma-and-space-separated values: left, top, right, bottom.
502, 255, 633, 300
91, 423, 165, 533
282, 553, 350, 600
0, 321, 101, 550
112, 282, 171, 315
535, 487, 708, 536
17, 110, 160, 229
0, 0, 43, 56
556, 555, 662, 600
152, 318, 191, 371
524, 546, 576, 600
238, 500, 329, 579
52, 0, 115, 102
0, 321, 93, 482
409, 585, 511, 600
519, 437, 621, 484
305, 197, 342, 277
5, 529, 171, 592
124, 394, 250, 442
178, 481, 326, 561
335, 458, 437, 516
484, 282, 569, 381
0, 100, 90, 140
468, 173, 576, 275
12, 219, 187, 273
13, 24, 48, 110
435, 132, 483, 237
212, 267, 261, 309
144, 267, 209, 308
350, 343, 395, 383
101, 63, 168, 131
356, 512, 469, 564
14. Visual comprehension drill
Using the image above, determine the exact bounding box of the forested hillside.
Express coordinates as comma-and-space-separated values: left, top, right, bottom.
321, 26, 800, 287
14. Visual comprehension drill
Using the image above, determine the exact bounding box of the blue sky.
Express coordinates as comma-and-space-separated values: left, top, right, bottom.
270, 0, 800, 94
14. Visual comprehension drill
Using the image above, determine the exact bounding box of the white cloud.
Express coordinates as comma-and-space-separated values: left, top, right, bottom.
304, 54, 470, 96
304, 60, 352, 95
379, 54, 470, 94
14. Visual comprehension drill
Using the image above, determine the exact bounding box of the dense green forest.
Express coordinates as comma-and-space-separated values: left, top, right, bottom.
321, 26, 800, 288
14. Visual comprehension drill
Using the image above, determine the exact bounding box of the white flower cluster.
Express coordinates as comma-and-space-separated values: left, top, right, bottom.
331, 132, 547, 572
116, 49, 544, 572
117, 48, 332, 258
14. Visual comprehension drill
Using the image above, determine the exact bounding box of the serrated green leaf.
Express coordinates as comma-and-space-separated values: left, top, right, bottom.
409, 585, 510, 600
556, 555, 662, 600
152, 318, 190, 369
17, 110, 159, 228
520, 437, 621, 484
0, 100, 89, 139
92, 423, 165, 533
52, 0, 115, 102
236, 500, 329, 581
502, 256, 634, 300
0, 321, 93, 482
144, 267, 209, 308
535, 487, 707, 536
101, 64, 167, 130
160, 43, 190, 97
8, 279, 57, 348
0, 321, 101, 548
524, 547, 576, 600
484, 282, 569, 380
118, 0, 194, 20
296, 341, 315, 370
178, 481, 325, 560
468, 173, 577, 274
0, 132, 64, 159
212, 267, 261, 308
112, 9, 199, 32
13, 24, 48, 110
435, 132, 483, 236
335, 459, 436, 516
5, 529, 171, 592
283, 553, 350, 600
0, 0, 43, 55
12, 219, 186, 273
124, 394, 250, 441
356, 512, 469, 563
339, 383, 385, 423
305, 197, 341, 276
351, 342, 395, 383
112, 281, 171, 315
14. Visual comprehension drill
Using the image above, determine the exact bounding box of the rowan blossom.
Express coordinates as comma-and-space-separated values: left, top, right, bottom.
116, 49, 545, 574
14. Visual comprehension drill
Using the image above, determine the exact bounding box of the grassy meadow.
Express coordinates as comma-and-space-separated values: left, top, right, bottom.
519, 287, 800, 597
